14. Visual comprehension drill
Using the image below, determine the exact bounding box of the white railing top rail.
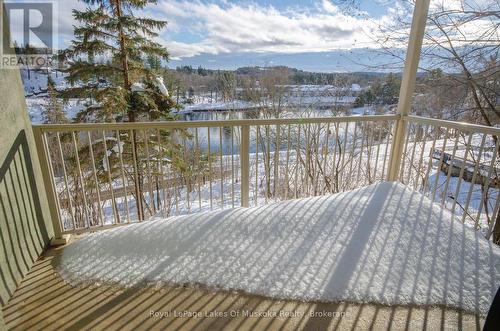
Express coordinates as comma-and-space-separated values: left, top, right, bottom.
32, 114, 400, 132
33, 114, 500, 136
407, 115, 500, 136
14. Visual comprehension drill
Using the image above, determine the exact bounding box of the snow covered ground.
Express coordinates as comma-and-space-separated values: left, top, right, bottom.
23, 68, 363, 121
178, 95, 357, 113
400, 134, 499, 236
58, 182, 500, 315
21, 69, 84, 123
22, 69, 68, 96
179, 100, 259, 112
26, 97, 84, 123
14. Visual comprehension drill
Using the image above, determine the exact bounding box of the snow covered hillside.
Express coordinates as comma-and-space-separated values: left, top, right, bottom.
21, 69, 85, 123
22, 69, 171, 123
58, 182, 500, 315
21, 69, 364, 121
22, 69, 68, 96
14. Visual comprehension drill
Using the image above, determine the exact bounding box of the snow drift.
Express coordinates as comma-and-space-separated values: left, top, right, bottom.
58, 182, 500, 314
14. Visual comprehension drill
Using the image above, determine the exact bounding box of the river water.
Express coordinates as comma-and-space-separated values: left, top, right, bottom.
176, 108, 366, 155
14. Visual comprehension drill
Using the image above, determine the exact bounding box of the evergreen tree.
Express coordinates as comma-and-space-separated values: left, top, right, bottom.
42, 76, 67, 124
380, 73, 400, 105
146, 54, 162, 71
59, 0, 186, 221
61, 0, 176, 123
24, 43, 34, 80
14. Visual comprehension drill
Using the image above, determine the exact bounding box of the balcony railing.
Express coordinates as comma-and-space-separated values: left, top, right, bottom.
400, 115, 500, 240
32, 114, 500, 242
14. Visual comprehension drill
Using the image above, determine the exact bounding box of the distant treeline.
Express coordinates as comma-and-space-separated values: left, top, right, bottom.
173, 65, 391, 86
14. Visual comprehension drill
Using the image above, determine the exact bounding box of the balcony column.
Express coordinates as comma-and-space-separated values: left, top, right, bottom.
32, 127, 64, 242
387, 0, 431, 181
240, 125, 250, 207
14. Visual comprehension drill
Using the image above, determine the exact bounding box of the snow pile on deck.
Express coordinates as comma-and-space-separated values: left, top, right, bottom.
58, 182, 500, 314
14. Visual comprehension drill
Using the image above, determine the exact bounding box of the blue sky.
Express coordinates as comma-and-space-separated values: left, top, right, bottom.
6, 0, 495, 72
141, 0, 409, 71
7, 0, 412, 72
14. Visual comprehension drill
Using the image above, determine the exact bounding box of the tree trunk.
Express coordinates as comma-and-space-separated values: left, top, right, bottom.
114, 0, 144, 219
115, 0, 131, 92
493, 211, 500, 244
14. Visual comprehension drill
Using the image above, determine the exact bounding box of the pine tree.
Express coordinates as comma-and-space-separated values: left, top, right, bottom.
61, 0, 176, 123
24, 43, 34, 80
146, 54, 162, 71
42, 76, 67, 124
59, 0, 183, 221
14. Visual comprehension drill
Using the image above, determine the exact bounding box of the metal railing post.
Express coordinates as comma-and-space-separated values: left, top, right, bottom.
387, 0, 430, 181
240, 125, 250, 207
32, 127, 64, 241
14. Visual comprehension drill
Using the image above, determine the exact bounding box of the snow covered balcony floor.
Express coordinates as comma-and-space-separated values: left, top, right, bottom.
3, 182, 498, 330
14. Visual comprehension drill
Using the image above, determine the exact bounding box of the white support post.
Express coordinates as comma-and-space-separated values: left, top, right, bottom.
240, 125, 250, 207
32, 127, 66, 243
387, 0, 431, 181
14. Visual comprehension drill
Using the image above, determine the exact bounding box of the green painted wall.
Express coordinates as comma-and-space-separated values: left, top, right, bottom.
0, 308, 5, 331
0, 1, 54, 308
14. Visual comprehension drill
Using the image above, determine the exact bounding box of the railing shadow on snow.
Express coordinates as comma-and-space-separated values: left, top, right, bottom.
37, 183, 496, 329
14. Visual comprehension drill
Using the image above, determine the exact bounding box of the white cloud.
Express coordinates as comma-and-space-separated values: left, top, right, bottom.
425, 0, 499, 48
12, 0, 494, 61
156, 0, 398, 59
429, 0, 498, 12
322, 0, 340, 14
6, 0, 399, 58
167, 41, 225, 60
54, 0, 85, 47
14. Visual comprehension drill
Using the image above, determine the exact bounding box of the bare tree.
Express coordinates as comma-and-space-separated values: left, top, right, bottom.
375, 0, 499, 125
370, 0, 500, 242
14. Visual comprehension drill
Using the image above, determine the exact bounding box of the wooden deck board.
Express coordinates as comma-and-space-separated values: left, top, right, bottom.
2, 246, 484, 331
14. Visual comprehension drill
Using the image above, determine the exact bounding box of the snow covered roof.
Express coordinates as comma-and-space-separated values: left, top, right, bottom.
58, 182, 500, 314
